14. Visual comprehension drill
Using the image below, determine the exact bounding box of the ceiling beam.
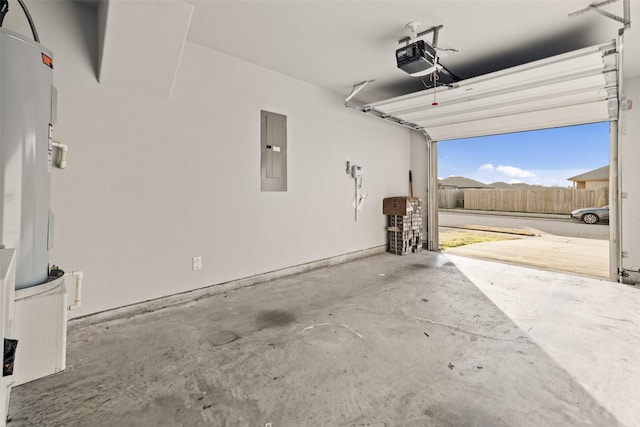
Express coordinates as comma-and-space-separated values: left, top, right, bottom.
98, 0, 193, 98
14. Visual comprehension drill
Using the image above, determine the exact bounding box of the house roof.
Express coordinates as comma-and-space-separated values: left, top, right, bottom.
488, 182, 516, 189
438, 176, 489, 189
568, 165, 609, 182
511, 183, 544, 190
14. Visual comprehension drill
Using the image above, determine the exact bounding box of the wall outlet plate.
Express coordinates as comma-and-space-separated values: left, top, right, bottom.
192, 256, 202, 270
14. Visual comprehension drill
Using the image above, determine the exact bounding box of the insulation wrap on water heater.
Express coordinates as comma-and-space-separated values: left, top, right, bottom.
0, 27, 54, 289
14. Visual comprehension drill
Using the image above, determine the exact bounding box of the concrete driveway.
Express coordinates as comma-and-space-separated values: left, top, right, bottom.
442, 229, 609, 278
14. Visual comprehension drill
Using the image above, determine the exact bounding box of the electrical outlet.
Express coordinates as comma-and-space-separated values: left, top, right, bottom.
192, 256, 202, 271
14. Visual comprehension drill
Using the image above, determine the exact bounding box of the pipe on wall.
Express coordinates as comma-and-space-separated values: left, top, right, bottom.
65, 270, 83, 310
51, 140, 68, 169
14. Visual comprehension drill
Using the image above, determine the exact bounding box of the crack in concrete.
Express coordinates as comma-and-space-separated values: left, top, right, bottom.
302, 323, 363, 338
411, 316, 530, 343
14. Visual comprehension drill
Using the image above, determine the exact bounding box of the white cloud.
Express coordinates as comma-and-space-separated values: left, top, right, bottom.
478, 163, 494, 171
496, 165, 535, 178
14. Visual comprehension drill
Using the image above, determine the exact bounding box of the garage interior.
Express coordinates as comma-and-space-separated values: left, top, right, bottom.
1, 0, 639, 425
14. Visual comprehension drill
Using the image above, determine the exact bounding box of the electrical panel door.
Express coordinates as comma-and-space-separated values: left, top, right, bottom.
261, 110, 287, 191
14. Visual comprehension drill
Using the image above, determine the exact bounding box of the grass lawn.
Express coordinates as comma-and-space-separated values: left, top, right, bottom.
439, 228, 521, 250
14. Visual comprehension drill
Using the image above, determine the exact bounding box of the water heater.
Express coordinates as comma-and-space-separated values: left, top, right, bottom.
0, 26, 55, 289
0, 1, 81, 395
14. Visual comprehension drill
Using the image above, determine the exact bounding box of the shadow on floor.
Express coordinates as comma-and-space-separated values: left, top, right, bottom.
8, 252, 621, 426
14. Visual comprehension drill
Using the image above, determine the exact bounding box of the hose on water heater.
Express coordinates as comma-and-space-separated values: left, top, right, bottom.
0, 0, 8, 27
16, 0, 39, 42
0, 0, 39, 42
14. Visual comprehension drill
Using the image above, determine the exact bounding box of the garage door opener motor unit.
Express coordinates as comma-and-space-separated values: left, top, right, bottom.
396, 40, 439, 77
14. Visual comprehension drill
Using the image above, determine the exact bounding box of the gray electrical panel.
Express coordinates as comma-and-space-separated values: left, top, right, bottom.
260, 110, 287, 192
0, 28, 55, 289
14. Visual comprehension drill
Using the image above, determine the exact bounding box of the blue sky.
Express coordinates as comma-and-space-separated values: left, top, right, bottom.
438, 122, 610, 187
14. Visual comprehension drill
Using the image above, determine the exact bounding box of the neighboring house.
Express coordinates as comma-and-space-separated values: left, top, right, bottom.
438, 176, 490, 189
438, 176, 489, 208
489, 181, 516, 189
511, 183, 544, 190
568, 165, 609, 190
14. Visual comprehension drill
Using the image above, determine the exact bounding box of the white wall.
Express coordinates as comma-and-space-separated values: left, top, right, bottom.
4, 2, 411, 317
620, 74, 640, 281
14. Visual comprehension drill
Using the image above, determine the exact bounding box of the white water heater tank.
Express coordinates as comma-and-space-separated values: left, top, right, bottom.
0, 27, 55, 289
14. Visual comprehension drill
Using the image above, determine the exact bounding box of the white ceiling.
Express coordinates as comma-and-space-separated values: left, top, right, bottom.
183, 0, 639, 104
92, 0, 638, 103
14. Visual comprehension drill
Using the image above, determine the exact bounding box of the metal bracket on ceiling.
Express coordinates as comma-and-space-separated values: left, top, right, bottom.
343, 79, 432, 139
344, 79, 375, 106
569, 0, 631, 29
398, 24, 444, 48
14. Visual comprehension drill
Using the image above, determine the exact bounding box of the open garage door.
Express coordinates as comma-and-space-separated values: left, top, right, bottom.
364, 41, 618, 141
361, 41, 619, 271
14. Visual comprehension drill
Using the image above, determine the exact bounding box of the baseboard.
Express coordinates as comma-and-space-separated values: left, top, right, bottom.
69, 246, 387, 329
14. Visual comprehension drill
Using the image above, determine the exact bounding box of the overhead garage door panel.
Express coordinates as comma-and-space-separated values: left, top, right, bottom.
417, 102, 610, 141
365, 41, 617, 141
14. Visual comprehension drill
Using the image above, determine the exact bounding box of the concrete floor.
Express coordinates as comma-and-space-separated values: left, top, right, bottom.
449, 255, 640, 427
8, 251, 623, 426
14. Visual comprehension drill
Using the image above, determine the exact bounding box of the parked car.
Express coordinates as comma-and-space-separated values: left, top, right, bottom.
570, 205, 609, 224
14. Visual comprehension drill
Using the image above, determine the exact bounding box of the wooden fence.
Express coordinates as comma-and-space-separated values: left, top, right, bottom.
439, 188, 608, 214
438, 189, 464, 209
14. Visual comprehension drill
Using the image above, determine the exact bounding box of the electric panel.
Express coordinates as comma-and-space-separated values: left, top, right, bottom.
261, 110, 287, 192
